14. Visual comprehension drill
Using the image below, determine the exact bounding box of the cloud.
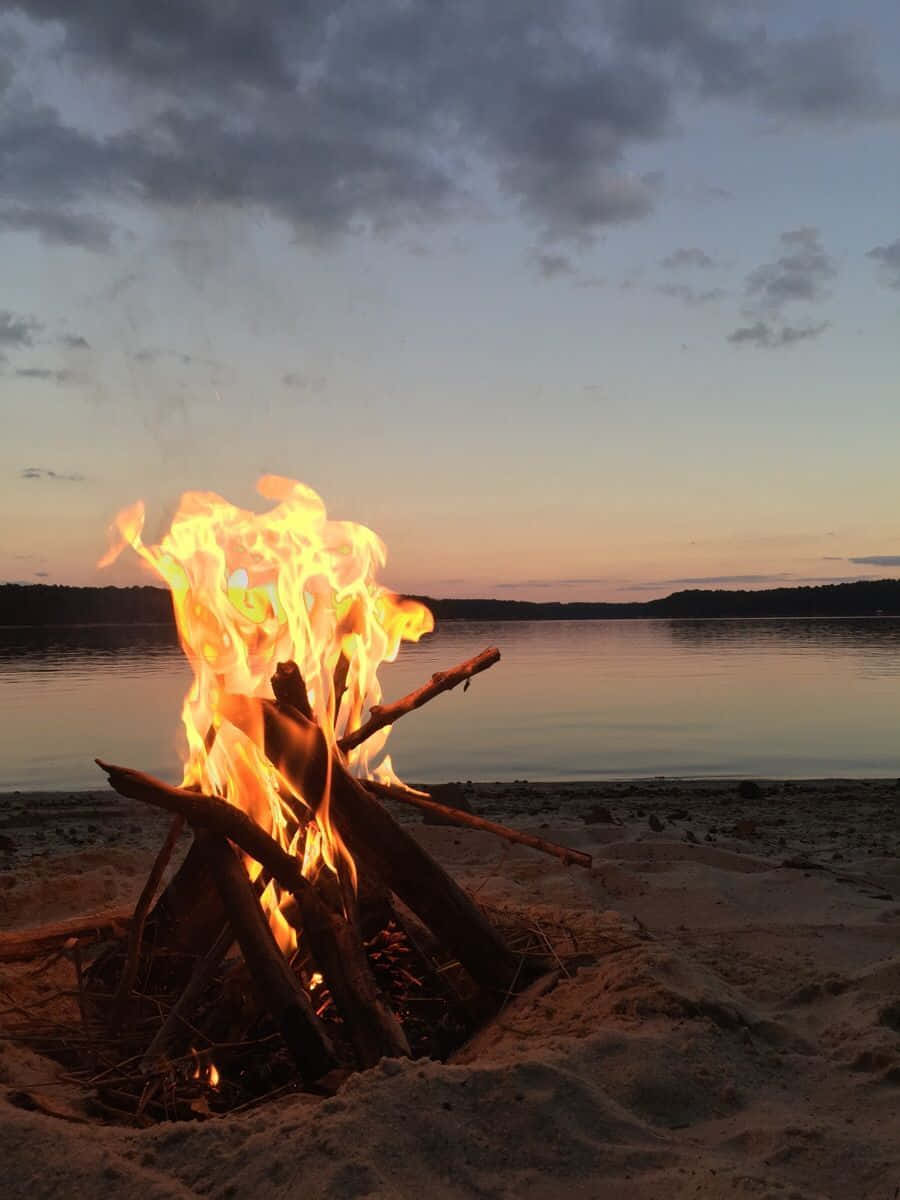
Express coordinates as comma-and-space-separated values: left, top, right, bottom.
19, 466, 86, 482
15, 366, 85, 383
495, 577, 610, 590
727, 320, 829, 349
4, 4, 892, 256
661, 247, 715, 269
744, 228, 836, 312
531, 250, 575, 279
59, 334, 90, 349
658, 282, 726, 306
848, 555, 900, 567
611, 4, 899, 120
0, 310, 41, 348
282, 370, 327, 394
0, 204, 112, 250
866, 238, 900, 289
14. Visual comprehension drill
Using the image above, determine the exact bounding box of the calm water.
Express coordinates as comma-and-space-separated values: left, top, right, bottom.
1, 619, 899, 791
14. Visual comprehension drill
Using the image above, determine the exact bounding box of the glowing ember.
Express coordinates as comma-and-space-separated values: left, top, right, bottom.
101, 476, 433, 945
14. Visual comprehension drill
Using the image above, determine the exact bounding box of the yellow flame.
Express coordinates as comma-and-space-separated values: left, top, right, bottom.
101, 477, 432, 948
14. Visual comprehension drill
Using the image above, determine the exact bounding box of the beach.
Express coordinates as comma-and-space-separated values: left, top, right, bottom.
1, 778, 899, 1199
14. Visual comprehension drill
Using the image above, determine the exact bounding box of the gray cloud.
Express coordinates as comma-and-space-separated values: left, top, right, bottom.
727, 320, 829, 349
3, 4, 893, 252
0, 204, 112, 250
848, 555, 900, 567
282, 370, 327, 393
612, 3, 899, 120
867, 238, 900, 289
744, 228, 836, 312
19, 466, 86, 482
532, 250, 575, 279
15, 366, 85, 383
658, 282, 725, 306
59, 333, 90, 349
661, 247, 715, 269
0, 310, 40, 348
495, 577, 611, 590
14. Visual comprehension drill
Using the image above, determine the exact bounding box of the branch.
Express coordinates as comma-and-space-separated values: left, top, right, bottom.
109, 814, 185, 1030
95, 760, 311, 902
338, 646, 501, 753
362, 780, 593, 870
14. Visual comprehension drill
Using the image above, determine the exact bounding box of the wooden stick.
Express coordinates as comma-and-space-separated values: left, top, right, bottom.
221, 695, 526, 998
109, 815, 185, 1030
95, 761, 312, 903
297, 891, 411, 1068
361, 780, 593, 869
0, 910, 132, 963
338, 646, 501, 753
271, 660, 313, 721
141, 922, 234, 1074
196, 832, 336, 1082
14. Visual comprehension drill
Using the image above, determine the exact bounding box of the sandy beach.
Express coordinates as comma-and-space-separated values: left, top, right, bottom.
1, 777, 899, 1199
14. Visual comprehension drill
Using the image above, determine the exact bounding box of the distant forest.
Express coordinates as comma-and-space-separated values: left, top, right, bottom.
2, 579, 900, 627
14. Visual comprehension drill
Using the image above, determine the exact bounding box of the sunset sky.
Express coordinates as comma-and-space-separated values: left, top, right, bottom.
1, 1, 899, 602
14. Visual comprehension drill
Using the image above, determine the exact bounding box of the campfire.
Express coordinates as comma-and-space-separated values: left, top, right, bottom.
12, 477, 591, 1122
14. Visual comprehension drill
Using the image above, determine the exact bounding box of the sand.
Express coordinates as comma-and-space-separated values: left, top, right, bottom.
1, 778, 899, 1199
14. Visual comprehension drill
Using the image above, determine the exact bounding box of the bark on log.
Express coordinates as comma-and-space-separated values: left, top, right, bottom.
338, 646, 500, 753
197, 833, 336, 1082
271, 661, 313, 721
297, 890, 410, 1069
221, 696, 525, 999
362, 779, 593, 869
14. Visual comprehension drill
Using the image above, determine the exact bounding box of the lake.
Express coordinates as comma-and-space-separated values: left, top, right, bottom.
1, 618, 899, 791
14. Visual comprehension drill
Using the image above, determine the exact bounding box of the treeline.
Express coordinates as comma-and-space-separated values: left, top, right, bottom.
2, 578, 899, 627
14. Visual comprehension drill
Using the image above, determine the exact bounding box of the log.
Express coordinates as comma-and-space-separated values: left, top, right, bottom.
0, 909, 132, 963
338, 646, 501, 753
221, 696, 526, 1000
109, 814, 185, 1030
271, 660, 313, 721
297, 889, 411, 1069
362, 779, 593, 869
95, 761, 313, 903
196, 832, 336, 1082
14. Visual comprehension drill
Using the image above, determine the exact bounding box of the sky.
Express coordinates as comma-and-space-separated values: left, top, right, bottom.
1, 0, 899, 603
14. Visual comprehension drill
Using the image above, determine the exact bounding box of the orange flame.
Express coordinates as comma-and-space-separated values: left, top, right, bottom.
101, 476, 433, 945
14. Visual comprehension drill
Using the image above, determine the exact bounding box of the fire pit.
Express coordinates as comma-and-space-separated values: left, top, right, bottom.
12, 477, 590, 1123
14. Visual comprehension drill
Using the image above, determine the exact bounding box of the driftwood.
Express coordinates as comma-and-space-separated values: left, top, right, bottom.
297, 890, 410, 1068
0, 909, 132, 963
197, 833, 336, 1082
109, 814, 185, 1029
222, 695, 526, 999
362, 779, 593, 869
338, 646, 501, 753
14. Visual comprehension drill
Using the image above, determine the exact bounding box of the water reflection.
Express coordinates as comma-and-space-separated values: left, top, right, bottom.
0, 618, 898, 790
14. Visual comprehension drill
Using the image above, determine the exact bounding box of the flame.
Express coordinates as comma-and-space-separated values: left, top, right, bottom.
101, 477, 433, 946
190, 1048, 220, 1090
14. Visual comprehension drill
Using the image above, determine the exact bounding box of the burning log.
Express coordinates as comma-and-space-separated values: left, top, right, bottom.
362, 779, 593, 869
223, 694, 526, 998
338, 647, 501, 753
297, 890, 410, 1067
196, 833, 336, 1082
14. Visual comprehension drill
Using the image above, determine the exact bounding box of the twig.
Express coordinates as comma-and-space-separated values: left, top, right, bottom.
362, 779, 593, 869
0, 910, 132, 963
338, 646, 501, 753
109, 815, 185, 1031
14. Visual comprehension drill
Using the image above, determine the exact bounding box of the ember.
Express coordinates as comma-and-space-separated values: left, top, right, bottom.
10, 477, 591, 1122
